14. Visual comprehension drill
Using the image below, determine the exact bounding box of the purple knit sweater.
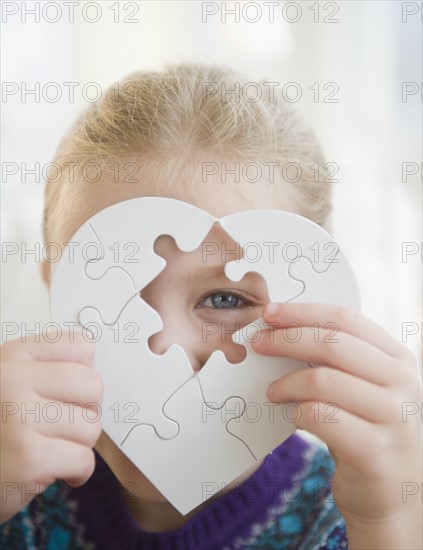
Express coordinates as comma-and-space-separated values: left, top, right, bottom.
0, 433, 348, 549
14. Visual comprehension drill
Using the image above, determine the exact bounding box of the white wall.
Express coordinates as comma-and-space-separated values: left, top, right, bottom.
1, 1, 421, 361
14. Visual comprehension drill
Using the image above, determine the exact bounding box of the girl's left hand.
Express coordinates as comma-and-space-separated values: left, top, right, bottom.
252, 302, 422, 548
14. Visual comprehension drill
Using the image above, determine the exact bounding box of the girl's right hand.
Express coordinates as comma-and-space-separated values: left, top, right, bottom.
0, 332, 103, 523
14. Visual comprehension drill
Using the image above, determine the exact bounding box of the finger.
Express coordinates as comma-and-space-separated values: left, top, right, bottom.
35, 438, 96, 487
29, 362, 103, 404
36, 401, 102, 447
268, 367, 399, 423
262, 302, 412, 362
4, 331, 95, 367
253, 326, 400, 386
292, 401, 389, 471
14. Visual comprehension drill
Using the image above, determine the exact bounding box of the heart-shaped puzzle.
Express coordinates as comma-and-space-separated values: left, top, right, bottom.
50, 197, 360, 514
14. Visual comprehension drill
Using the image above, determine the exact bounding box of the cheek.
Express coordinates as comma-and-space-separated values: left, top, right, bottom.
197, 319, 247, 364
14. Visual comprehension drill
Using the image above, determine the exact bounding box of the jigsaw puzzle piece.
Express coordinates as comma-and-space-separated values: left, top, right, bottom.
78, 295, 194, 443
220, 210, 340, 302
85, 197, 217, 289
199, 249, 360, 457
288, 255, 361, 310
197, 317, 308, 461
49, 222, 137, 325
120, 375, 257, 515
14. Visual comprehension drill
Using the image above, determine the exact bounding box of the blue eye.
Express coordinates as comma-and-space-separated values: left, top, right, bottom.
208, 292, 240, 309
196, 288, 259, 313
199, 291, 252, 311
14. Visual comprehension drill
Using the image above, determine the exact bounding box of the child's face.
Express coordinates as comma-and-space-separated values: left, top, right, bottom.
49, 160, 289, 514
142, 226, 268, 369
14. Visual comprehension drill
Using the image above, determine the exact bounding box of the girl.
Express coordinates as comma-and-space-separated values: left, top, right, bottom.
1, 64, 421, 549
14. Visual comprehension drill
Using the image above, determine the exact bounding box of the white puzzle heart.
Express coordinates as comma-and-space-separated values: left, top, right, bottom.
50, 197, 360, 514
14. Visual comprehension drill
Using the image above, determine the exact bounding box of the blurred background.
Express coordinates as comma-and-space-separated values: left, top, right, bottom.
1, 1, 422, 361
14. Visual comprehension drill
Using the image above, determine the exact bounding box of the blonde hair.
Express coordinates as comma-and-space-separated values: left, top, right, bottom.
43, 63, 331, 244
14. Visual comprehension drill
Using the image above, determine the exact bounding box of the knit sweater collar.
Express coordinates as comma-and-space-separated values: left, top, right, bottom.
73, 433, 310, 549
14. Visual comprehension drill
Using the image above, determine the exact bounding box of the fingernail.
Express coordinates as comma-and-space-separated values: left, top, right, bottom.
267, 381, 276, 400
264, 303, 280, 319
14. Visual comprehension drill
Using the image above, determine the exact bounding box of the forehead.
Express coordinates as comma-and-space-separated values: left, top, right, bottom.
57, 157, 293, 245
